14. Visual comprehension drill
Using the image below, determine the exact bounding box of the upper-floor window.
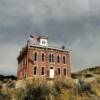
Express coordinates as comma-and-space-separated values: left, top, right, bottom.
42, 53, 45, 62
52, 54, 54, 62
49, 54, 51, 62
49, 54, 54, 63
34, 52, 38, 61
57, 55, 60, 63
34, 66, 37, 75
42, 41, 46, 44
63, 56, 66, 64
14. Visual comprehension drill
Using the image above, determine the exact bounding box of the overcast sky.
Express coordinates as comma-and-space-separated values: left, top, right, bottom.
0, 0, 100, 75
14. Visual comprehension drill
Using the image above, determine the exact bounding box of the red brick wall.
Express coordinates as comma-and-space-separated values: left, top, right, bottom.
17, 46, 71, 80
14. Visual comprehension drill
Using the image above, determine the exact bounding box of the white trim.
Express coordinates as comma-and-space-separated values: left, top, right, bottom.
34, 51, 38, 62
49, 67, 55, 78
30, 44, 68, 52
39, 38, 48, 46
48, 53, 55, 63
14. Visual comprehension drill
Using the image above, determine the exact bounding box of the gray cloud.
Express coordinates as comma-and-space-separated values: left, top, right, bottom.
0, 0, 100, 75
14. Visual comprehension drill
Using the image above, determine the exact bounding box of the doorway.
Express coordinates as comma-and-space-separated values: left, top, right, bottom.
49, 67, 54, 78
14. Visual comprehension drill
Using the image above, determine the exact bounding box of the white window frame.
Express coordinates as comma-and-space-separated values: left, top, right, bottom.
49, 53, 55, 63
34, 52, 38, 61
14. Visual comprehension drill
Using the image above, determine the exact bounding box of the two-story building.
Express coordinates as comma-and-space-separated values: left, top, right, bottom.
17, 34, 71, 80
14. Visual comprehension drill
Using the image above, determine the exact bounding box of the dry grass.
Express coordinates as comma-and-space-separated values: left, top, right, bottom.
0, 77, 100, 100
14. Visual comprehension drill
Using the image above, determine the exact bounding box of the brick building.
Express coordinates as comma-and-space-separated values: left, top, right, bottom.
17, 35, 71, 80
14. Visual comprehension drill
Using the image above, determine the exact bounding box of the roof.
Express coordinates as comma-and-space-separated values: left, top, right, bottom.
30, 34, 48, 39
30, 44, 69, 52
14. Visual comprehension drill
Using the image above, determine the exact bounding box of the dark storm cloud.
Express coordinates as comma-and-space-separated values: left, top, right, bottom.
0, 0, 100, 74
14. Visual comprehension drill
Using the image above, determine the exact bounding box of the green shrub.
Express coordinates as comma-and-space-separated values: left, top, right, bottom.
54, 78, 74, 91
25, 83, 50, 100
78, 79, 92, 93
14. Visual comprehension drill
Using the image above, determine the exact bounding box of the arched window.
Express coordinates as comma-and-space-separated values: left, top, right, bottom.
52, 54, 54, 62
34, 52, 37, 61
57, 56, 60, 63
49, 54, 51, 62
63, 56, 66, 64
64, 68, 67, 76
42, 67, 45, 75
42, 53, 45, 62
58, 68, 61, 75
34, 66, 37, 75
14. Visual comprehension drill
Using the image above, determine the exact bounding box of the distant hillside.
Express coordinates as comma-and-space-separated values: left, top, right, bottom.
0, 75, 17, 81
78, 66, 100, 74
72, 66, 100, 79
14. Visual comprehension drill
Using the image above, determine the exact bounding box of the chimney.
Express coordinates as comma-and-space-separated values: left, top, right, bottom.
62, 46, 65, 50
